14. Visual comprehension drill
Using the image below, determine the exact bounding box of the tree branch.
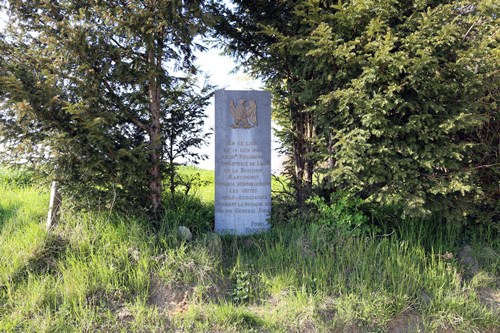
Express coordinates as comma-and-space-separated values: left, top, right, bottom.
99, 75, 150, 133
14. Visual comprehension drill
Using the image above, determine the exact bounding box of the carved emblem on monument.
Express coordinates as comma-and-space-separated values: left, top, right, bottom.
229, 99, 257, 129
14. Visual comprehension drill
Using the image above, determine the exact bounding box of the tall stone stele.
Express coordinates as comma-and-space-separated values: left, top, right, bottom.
215, 90, 271, 235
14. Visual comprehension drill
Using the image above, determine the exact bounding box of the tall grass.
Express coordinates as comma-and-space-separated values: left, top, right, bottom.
0, 165, 498, 332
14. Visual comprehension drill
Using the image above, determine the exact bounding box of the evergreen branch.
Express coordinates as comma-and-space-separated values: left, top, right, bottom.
99, 76, 149, 133
463, 19, 481, 39
271, 174, 294, 199
109, 36, 128, 50
421, 163, 500, 179
109, 36, 147, 61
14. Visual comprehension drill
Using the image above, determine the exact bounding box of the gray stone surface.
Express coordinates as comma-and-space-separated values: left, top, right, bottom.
178, 226, 193, 241
215, 90, 271, 235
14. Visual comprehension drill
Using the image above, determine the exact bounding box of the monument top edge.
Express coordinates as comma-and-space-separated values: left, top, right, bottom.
215, 89, 271, 94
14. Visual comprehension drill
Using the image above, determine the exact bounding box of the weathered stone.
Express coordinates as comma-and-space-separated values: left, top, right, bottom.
178, 225, 193, 241
214, 90, 271, 235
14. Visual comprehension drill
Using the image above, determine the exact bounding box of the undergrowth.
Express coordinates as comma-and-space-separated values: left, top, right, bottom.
0, 166, 498, 332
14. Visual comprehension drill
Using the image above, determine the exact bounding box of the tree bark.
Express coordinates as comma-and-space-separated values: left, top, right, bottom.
304, 111, 315, 191
147, 34, 164, 218
290, 95, 316, 207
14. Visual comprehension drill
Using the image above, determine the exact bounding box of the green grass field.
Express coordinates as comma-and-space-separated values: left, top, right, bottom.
0, 165, 498, 332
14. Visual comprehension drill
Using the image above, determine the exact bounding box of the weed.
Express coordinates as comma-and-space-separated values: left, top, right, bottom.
231, 270, 251, 305
307, 191, 378, 236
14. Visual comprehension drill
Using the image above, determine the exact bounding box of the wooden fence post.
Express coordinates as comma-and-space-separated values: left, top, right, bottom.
46, 180, 62, 230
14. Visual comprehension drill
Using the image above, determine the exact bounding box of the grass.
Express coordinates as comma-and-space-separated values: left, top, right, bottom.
0, 166, 498, 332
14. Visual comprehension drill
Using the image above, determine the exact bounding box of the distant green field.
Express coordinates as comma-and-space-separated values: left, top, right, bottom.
0, 165, 498, 332
175, 165, 215, 202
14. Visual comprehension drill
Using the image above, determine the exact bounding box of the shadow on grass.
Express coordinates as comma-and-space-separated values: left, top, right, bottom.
159, 192, 215, 236
0, 203, 20, 234
8, 233, 68, 285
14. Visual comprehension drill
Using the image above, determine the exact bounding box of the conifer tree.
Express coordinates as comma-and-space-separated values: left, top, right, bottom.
214, 0, 498, 218
163, 76, 215, 195
212, 0, 326, 206
0, 0, 212, 217
307, 0, 499, 218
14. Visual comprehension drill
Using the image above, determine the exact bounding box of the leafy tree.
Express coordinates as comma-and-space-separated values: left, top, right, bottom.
0, 0, 213, 217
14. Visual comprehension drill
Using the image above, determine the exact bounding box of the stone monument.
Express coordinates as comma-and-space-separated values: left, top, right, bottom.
215, 90, 271, 235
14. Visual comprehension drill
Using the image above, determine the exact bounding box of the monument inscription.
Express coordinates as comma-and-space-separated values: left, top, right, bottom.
215, 90, 271, 235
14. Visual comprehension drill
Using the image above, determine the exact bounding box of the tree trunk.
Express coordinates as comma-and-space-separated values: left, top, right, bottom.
291, 97, 316, 207
327, 133, 336, 169
292, 99, 306, 206
149, 123, 163, 218
304, 111, 315, 191
147, 35, 164, 219
169, 158, 176, 196
46, 180, 62, 230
